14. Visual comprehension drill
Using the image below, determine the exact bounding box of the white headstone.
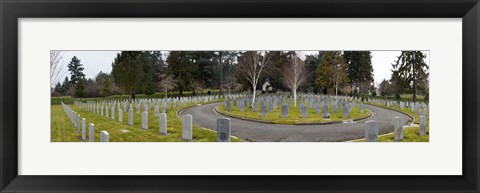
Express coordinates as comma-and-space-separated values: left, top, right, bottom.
81, 118, 86, 140
88, 123, 95, 142
118, 108, 123, 122
100, 131, 110, 142
142, 111, 148, 129
419, 115, 427, 136
182, 114, 193, 140
394, 116, 404, 141
159, 113, 167, 135
365, 120, 378, 142
111, 106, 115, 119
128, 107, 134, 126
76, 114, 81, 133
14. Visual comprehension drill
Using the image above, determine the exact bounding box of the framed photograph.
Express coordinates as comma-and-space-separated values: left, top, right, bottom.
1, 0, 478, 192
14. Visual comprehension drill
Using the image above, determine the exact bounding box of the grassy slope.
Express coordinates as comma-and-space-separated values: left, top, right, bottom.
51, 100, 241, 142
217, 98, 370, 125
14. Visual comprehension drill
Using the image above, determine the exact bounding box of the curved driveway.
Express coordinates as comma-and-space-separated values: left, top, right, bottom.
181, 103, 411, 142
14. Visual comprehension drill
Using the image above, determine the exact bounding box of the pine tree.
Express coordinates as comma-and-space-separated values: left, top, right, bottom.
67, 56, 85, 84
60, 77, 71, 95
343, 51, 374, 95
54, 82, 62, 93
392, 51, 429, 102
74, 78, 87, 98
166, 51, 198, 95
111, 51, 144, 99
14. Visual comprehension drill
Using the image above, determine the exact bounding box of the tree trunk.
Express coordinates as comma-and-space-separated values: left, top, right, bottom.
252, 86, 257, 108
335, 85, 338, 97
165, 89, 168, 98
131, 93, 136, 101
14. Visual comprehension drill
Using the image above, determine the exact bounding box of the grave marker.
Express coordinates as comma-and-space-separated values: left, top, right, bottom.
365, 120, 378, 142
394, 116, 404, 141
128, 107, 134, 126
142, 111, 148, 129
419, 115, 427, 136
281, 105, 289, 118
217, 118, 230, 142
88, 123, 95, 142
182, 114, 193, 140
118, 109, 123, 122
100, 131, 110, 142
81, 118, 86, 140
159, 113, 167, 135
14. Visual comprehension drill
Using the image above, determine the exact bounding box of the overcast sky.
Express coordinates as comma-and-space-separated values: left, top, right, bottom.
54, 51, 429, 87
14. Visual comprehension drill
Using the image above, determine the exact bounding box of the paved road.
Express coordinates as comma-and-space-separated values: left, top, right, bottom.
180, 103, 412, 142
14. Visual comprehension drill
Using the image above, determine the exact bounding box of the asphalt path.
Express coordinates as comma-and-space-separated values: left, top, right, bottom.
180, 102, 412, 142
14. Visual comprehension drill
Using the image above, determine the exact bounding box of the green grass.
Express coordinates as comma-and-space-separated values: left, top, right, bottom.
217, 98, 370, 125
372, 94, 426, 103
51, 99, 241, 142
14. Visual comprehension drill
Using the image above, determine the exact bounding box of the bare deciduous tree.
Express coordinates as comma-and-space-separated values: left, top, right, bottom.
282, 53, 307, 107
157, 73, 177, 98
50, 51, 64, 93
378, 79, 393, 102
358, 81, 373, 96
192, 81, 206, 95
223, 74, 241, 95
237, 51, 271, 108
332, 62, 348, 97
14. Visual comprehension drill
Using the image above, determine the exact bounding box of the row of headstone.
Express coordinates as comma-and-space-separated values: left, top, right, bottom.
62, 102, 107, 142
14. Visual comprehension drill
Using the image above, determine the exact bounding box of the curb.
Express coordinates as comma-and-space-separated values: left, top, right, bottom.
214, 106, 274, 124
215, 105, 373, 126
295, 111, 372, 125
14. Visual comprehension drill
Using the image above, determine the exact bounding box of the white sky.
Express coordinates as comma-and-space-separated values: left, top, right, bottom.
54, 51, 428, 86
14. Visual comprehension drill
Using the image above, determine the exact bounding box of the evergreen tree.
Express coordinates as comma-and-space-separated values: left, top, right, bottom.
140, 52, 157, 96
166, 51, 198, 95
392, 51, 429, 102
54, 82, 62, 94
74, 78, 87, 98
343, 51, 374, 95
95, 71, 112, 96
111, 51, 144, 99
304, 53, 322, 93
67, 56, 85, 84
144, 78, 156, 96
60, 76, 71, 95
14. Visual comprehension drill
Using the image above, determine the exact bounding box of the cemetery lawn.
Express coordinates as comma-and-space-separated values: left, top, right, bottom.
354, 102, 429, 142
355, 124, 429, 142
51, 102, 241, 142
216, 99, 370, 125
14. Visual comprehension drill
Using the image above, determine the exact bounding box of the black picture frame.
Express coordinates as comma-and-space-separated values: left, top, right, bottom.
1, 0, 479, 192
